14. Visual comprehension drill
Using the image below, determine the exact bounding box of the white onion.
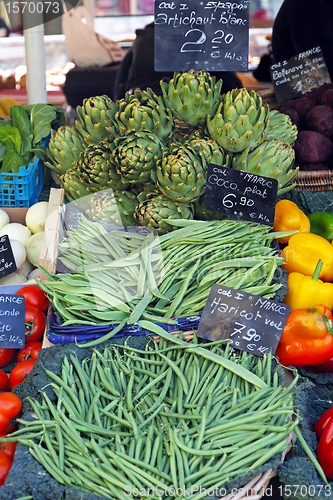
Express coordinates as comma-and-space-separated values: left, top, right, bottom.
10, 239, 27, 269
0, 223, 31, 247
28, 267, 40, 280
0, 271, 27, 286
0, 209, 10, 231
25, 201, 49, 234
20, 259, 34, 278
26, 231, 44, 266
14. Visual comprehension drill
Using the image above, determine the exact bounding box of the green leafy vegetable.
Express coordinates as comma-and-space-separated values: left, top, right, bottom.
0, 127, 21, 154
1, 142, 25, 173
0, 143, 6, 161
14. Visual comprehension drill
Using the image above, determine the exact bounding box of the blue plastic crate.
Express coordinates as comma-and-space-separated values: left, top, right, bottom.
0, 135, 49, 207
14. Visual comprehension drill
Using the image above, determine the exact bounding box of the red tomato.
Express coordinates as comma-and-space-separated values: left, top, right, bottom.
0, 349, 15, 369
25, 306, 46, 342
0, 435, 16, 459
9, 359, 36, 390
16, 284, 49, 313
0, 393, 22, 419
0, 454, 12, 486
0, 371, 8, 392
17, 342, 43, 362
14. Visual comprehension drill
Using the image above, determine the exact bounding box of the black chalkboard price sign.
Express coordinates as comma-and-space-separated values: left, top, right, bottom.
197, 284, 291, 357
270, 46, 331, 103
0, 294, 25, 348
0, 235, 17, 279
205, 163, 278, 225
154, 0, 249, 72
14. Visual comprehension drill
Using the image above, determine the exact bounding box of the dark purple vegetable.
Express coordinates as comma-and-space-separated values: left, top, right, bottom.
310, 83, 333, 104
286, 98, 316, 127
294, 130, 333, 164
321, 89, 333, 108
305, 105, 333, 137
278, 106, 301, 129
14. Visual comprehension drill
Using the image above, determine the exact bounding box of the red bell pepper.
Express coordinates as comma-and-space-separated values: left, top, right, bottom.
317, 418, 333, 480
315, 406, 333, 438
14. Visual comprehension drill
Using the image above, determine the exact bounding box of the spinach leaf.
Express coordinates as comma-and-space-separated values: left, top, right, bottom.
22, 104, 65, 146
10, 105, 32, 136
0, 127, 21, 153
1, 142, 25, 173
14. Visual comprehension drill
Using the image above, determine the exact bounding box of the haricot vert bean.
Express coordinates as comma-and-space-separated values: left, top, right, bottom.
3, 334, 298, 499
36, 217, 294, 338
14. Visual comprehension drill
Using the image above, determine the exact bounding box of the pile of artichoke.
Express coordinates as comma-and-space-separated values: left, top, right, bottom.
46, 70, 298, 234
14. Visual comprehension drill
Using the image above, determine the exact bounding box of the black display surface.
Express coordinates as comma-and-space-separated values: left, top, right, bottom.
197, 284, 290, 357
0, 235, 17, 279
0, 294, 25, 348
205, 163, 278, 225
154, 0, 249, 72
270, 46, 331, 103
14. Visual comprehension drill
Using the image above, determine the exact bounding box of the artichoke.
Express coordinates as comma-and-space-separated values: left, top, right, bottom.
160, 70, 223, 127
155, 138, 225, 203
232, 139, 299, 195
73, 141, 129, 192
85, 189, 137, 227
265, 109, 298, 145
75, 95, 116, 145
207, 88, 270, 153
59, 169, 97, 202
45, 125, 85, 175
112, 130, 163, 184
134, 191, 194, 234
111, 89, 174, 141
155, 142, 206, 203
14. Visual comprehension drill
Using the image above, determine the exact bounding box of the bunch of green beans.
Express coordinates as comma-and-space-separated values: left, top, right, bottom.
4, 335, 298, 500
37, 217, 293, 332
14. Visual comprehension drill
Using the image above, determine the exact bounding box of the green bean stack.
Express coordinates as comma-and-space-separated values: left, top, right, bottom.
37, 217, 293, 338
6, 335, 298, 500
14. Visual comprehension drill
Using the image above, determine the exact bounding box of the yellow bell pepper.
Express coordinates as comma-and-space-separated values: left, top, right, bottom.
281, 232, 333, 282
284, 259, 333, 310
274, 199, 310, 244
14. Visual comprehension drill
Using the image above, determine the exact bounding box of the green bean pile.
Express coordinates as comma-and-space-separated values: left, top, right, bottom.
38, 217, 292, 334
6, 336, 298, 500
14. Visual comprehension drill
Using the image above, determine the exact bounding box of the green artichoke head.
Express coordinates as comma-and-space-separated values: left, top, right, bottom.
112, 130, 163, 184
232, 139, 298, 195
160, 70, 224, 127
207, 88, 270, 153
265, 109, 298, 146
86, 188, 138, 227
75, 95, 116, 145
134, 191, 194, 234
45, 125, 85, 175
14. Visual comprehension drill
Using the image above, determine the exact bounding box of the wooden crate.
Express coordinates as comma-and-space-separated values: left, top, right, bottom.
39, 188, 65, 281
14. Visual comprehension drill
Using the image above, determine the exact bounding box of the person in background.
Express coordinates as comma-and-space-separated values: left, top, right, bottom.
0, 18, 9, 37
113, 22, 242, 100
271, 0, 333, 79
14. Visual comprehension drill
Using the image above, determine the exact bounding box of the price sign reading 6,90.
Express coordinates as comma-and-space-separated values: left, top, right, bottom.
204, 163, 278, 226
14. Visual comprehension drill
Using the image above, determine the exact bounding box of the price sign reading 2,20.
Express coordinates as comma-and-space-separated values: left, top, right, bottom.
180, 28, 241, 62
154, 0, 250, 72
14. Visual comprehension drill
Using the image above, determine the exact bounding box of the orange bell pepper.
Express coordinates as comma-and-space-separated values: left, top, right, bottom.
274, 199, 310, 244
275, 304, 333, 367
281, 232, 333, 281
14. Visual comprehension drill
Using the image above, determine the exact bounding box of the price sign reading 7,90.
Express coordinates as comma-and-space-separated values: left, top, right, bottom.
204, 163, 278, 226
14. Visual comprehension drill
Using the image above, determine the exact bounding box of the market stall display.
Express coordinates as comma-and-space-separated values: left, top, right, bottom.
4, 69, 333, 500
